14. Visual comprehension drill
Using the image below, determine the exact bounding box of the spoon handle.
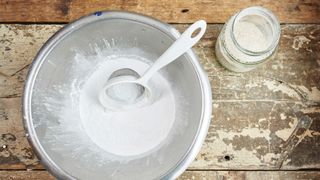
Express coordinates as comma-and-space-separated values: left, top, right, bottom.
138, 20, 207, 84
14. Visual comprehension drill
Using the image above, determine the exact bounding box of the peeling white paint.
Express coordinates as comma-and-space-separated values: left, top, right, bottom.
307, 87, 320, 101
271, 63, 284, 70
191, 134, 271, 168
280, 113, 286, 120
282, 34, 291, 39
304, 129, 320, 137
190, 140, 233, 168
275, 129, 293, 141
294, 86, 320, 101
272, 65, 278, 70
213, 103, 219, 108
292, 35, 311, 51
309, 34, 316, 39
301, 107, 320, 113
283, 158, 292, 166
293, 129, 320, 145
289, 117, 298, 128
275, 116, 298, 141
259, 118, 267, 123
216, 128, 271, 141
232, 148, 262, 166
262, 153, 281, 164
263, 80, 299, 99
245, 81, 258, 88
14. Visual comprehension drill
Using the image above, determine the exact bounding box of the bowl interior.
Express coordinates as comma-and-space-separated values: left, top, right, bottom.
30, 16, 203, 179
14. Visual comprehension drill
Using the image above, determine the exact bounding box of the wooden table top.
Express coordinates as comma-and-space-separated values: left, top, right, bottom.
0, 0, 319, 179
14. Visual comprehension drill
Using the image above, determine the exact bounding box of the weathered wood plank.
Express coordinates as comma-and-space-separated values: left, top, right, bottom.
188, 24, 320, 169
0, 24, 319, 170
0, 170, 319, 180
0, 98, 39, 169
0, 0, 319, 23
0, 25, 61, 76
0, 171, 54, 180
179, 171, 320, 180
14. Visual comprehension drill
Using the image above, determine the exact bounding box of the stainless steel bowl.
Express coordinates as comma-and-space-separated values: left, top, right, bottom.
23, 11, 212, 179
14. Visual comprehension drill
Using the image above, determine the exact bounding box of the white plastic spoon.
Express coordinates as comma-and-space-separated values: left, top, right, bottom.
99, 20, 207, 109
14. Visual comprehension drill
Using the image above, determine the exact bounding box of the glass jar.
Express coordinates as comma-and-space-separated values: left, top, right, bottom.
215, 6, 281, 72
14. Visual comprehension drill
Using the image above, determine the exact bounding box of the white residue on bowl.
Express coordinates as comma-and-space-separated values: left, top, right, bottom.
37, 39, 177, 164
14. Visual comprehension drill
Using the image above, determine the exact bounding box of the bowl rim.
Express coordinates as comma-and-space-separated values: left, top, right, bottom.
22, 10, 212, 180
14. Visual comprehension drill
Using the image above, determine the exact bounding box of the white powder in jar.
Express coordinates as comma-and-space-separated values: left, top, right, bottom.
215, 7, 280, 72
233, 20, 270, 52
223, 15, 272, 63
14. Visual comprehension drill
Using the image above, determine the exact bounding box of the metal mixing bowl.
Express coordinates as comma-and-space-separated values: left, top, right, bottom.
23, 11, 212, 179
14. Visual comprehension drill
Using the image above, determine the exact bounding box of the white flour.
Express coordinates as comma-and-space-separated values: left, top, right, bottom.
38, 42, 180, 166
106, 81, 142, 103
79, 57, 176, 156
215, 11, 279, 72
233, 20, 269, 52
223, 15, 271, 63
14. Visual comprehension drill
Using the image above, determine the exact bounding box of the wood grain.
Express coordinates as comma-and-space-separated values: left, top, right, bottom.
0, 170, 319, 180
0, 0, 319, 23
0, 171, 54, 180
0, 24, 319, 172
179, 171, 320, 180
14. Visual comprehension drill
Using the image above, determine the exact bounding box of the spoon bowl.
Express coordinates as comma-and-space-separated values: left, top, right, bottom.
99, 68, 153, 110
99, 75, 153, 109
99, 20, 207, 109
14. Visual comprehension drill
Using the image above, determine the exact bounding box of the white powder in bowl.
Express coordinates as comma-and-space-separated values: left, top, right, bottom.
106, 81, 143, 103
79, 57, 176, 157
